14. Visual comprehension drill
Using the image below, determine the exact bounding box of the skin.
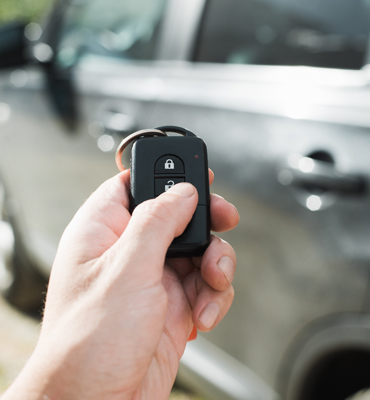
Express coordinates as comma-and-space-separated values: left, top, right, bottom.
2, 170, 239, 400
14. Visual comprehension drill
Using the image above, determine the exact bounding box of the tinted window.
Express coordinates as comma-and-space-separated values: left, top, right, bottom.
194, 0, 370, 69
56, 0, 167, 67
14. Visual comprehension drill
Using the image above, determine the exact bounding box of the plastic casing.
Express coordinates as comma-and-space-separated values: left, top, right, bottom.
131, 136, 210, 257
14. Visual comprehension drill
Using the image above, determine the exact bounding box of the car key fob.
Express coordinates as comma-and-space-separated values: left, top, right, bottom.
116, 125, 210, 258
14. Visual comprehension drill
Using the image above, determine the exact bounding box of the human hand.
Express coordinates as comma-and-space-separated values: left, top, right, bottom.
3, 170, 239, 400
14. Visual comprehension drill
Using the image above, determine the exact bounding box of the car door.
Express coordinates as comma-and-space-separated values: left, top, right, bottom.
0, 0, 168, 274
147, 0, 370, 396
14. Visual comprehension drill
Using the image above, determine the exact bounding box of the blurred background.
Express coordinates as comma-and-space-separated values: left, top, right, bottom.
1, 0, 370, 399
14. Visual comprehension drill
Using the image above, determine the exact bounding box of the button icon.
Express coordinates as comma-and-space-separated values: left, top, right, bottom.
165, 159, 175, 169
165, 180, 175, 191
155, 177, 184, 196
155, 155, 184, 174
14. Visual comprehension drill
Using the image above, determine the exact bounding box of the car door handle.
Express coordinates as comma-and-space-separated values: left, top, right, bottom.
98, 111, 136, 137
279, 154, 366, 195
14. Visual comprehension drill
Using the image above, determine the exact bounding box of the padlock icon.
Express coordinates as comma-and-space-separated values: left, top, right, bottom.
165, 180, 175, 191
165, 159, 175, 170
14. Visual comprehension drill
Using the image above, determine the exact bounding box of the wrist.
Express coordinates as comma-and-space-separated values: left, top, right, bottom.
2, 344, 72, 400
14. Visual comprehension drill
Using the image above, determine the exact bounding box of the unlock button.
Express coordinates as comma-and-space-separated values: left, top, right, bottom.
155, 177, 185, 196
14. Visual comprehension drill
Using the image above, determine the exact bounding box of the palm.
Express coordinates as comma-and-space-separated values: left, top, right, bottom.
132, 262, 195, 399
73, 205, 195, 397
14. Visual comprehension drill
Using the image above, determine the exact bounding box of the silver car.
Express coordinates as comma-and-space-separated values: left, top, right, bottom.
1, 0, 370, 399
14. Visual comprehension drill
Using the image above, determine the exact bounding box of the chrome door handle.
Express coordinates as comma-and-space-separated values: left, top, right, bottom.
89, 111, 137, 153
98, 111, 136, 137
279, 154, 365, 195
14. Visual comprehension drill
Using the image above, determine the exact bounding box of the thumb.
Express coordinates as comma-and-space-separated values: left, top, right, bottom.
110, 183, 198, 282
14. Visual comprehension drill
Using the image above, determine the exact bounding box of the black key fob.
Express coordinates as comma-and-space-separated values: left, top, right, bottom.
127, 126, 210, 258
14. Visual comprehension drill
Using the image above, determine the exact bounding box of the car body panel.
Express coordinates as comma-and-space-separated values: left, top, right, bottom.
147, 61, 370, 385
0, 60, 158, 273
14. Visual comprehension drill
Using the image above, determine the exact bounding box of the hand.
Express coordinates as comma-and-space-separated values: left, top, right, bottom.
3, 170, 239, 400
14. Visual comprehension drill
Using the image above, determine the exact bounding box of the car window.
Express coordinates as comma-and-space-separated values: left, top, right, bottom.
194, 0, 370, 70
56, 0, 167, 67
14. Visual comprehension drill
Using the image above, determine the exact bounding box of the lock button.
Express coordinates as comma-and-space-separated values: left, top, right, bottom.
155, 177, 185, 196
155, 155, 184, 174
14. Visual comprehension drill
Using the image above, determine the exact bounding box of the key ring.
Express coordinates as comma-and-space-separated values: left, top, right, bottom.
115, 126, 196, 171
115, 129, 167, 171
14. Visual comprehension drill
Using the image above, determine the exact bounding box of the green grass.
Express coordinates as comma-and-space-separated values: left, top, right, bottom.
0, 0, 52, 23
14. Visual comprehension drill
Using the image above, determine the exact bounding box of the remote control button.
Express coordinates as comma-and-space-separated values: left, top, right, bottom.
155, 177, 185, 196
155, 155, 184, 174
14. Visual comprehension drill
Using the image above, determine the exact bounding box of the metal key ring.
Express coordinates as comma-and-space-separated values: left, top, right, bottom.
115, 129, 167, 171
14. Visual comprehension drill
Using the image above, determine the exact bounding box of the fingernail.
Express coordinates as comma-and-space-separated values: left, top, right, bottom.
167, 182, 195, 198
199, 303, 219, 329
217, 256, 234, 284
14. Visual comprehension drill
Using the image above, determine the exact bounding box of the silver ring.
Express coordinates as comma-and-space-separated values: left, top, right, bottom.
115, 129, 167, 172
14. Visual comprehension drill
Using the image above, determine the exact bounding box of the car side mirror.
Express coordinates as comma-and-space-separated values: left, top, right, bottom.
0, 21, 28, 68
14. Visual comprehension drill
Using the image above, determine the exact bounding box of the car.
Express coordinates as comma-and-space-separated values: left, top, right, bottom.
1, 0, 370, 399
